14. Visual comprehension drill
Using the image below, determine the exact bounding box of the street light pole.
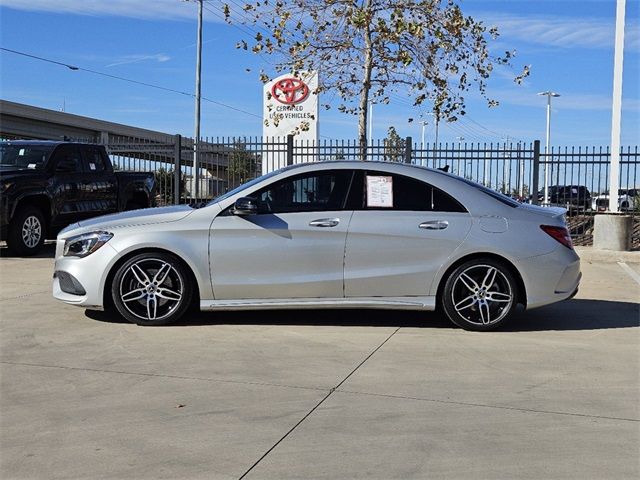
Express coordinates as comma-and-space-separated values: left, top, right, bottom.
368, 100, 375, 143
538, 91, 560, 205
609, 0, 626, 213
420, 121, 428, 147
192, 0, 203, 200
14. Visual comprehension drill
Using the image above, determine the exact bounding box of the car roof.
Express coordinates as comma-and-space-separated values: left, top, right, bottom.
280, 160, 452, 177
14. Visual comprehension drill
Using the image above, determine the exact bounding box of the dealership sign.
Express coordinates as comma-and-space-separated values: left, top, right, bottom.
263, 71, 318, 147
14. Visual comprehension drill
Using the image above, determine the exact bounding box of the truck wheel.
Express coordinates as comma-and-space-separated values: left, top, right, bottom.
7, 206, 46, 256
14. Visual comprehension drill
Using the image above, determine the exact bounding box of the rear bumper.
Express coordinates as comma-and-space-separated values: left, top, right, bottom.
517, 246, 581, 310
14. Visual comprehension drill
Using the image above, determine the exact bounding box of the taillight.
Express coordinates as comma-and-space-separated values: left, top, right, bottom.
540, 225, 574, 250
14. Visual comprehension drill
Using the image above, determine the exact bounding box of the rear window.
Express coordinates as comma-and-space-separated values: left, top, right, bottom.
455, 177, 520, 208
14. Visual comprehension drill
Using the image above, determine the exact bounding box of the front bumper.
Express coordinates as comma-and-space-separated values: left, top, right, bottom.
52, 239, 119, 310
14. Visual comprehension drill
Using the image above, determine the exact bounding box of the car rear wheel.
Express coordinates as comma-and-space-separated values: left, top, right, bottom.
7, 206, 46, 256
441, 259, 518, 331
111, 252, 193, 326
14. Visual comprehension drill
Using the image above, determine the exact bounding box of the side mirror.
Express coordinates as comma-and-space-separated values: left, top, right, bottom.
232, 197, 258, 215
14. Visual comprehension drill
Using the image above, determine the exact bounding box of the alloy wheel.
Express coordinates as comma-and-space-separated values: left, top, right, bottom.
119, 258, 184, 322
21, 215, 42, 249
450, 264, 513, 326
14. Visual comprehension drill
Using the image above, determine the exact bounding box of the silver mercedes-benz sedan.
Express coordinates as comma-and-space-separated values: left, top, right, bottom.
52, 161, 581, 331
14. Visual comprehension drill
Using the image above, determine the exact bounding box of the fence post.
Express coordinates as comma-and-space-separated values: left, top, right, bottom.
404, 137, 412, 164
532, 140, 540, 205
286, 135, 294, 166
173, 134, 182, 205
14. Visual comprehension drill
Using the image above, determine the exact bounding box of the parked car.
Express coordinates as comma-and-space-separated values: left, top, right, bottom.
0, 140, 156, 255
591, 189, 638, 212
536, 185, 591, 212
52, 161, 580, 331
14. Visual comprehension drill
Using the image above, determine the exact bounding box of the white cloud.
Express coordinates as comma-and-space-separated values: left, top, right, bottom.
106, 53, 171, 68
0, 0, 210, 21
484, 13, 639, 51
487, 88, 640, 112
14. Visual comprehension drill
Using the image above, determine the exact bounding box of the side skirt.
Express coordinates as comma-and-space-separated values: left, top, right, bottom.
200, 296, 436, 311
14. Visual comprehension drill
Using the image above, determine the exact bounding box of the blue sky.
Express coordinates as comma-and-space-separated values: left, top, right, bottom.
0, 0, 638, 146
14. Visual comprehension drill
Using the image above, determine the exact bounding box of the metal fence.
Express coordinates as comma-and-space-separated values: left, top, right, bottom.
5, 132, 636, 247
100, 135, 638, 247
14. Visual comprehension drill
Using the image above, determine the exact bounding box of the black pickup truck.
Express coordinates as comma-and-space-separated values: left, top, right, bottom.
0, 140, 155, 255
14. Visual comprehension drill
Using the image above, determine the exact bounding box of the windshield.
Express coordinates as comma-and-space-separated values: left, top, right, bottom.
0, 144, 54, 169
207, 167, 286, 205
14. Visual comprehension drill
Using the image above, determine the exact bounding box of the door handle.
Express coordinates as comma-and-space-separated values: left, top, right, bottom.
419, 220, 449, 230
309, 218, 340, 227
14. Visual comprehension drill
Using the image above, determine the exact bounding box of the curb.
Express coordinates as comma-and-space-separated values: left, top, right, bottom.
575, 246, 640, 264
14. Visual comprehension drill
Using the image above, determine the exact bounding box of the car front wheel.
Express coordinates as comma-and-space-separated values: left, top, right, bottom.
441, 259, 518, 331
111, 252, 193, 326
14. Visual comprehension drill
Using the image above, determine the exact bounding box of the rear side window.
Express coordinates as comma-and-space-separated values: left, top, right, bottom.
347, 171, 467, 212
82, 147, 106, 172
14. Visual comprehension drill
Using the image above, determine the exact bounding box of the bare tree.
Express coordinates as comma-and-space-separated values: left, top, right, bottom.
224, 0, 529, 158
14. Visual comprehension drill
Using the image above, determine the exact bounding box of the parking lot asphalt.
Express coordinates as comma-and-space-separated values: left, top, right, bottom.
1, 245, 639, 480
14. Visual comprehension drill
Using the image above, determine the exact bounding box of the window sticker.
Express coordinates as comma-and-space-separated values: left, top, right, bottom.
366, 175, 393, 207
89, 163, 96, 170
18, 149, 25, 156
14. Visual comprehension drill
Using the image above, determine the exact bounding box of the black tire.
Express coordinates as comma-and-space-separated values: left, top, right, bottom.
111, 252, 193, 326
6, 206, 46, 256
125, 202, 143, 211
441, 258, 518, 331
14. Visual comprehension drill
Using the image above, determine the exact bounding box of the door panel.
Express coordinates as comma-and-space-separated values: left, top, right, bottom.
344, 211, 472, 297
80, 147, 117, 215
210, 211, 352, 299
49, 145, 86, 226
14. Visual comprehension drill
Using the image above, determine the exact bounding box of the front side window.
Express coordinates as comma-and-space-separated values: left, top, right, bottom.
54, 145, 83, 173
254, 170, 352, 214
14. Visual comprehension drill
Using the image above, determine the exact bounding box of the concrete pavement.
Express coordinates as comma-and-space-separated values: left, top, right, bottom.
1, 245, 638, 479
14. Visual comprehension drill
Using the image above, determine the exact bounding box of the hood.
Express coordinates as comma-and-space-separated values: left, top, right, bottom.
0, 166, 46, 177
59, 205, 194, 237
517, 203, 566, 219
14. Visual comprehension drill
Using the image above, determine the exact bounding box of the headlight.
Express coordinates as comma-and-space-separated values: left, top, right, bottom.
63, 231, 113, 258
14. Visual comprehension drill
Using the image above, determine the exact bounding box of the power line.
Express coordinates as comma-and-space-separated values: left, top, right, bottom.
0, 47, 262, 119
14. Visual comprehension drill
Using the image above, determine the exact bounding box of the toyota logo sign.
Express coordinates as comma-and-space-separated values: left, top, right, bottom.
271, 77, 310, 105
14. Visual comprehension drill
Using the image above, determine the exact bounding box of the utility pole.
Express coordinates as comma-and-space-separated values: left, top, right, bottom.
538, 91, 560, 205
609, 0, 626, 213
192, 0, 203, 199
